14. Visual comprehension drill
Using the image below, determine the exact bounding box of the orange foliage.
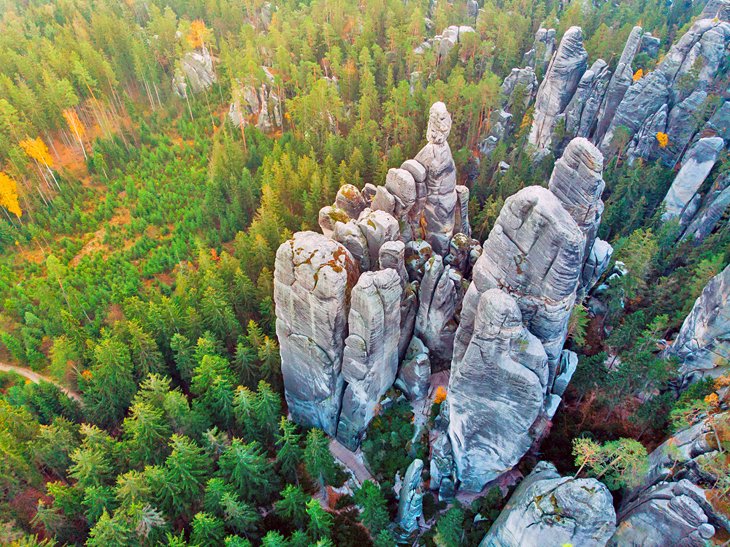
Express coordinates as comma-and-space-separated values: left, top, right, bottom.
656, 132, 669, 149
81, 369, 93, 380
705, 393, 720, 407
434, 386, 447, 404
0, 172, 22, 218
187, 20, 210, 49
632, 68, 644, 82
63, 108, 86, 138
20, 137, 54, 167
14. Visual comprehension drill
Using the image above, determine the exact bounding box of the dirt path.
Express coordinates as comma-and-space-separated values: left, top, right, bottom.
0, 363, 82, 402
329, 439, 374, 485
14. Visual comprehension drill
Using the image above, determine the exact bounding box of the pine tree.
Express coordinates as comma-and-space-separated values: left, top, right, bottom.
276, 418, 303, 482
274, 484, 310, 528
354, 481, 390, 533
306, 498, 334, 539
217, 439, 277, 504
161, 435, 212, 518
190, 512, 226, 547
304, 429, 337, 490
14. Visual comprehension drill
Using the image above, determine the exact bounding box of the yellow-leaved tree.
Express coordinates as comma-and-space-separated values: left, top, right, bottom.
632, 68, 644, 82
0, 171, 22, 218
656, 132, 669, 149
187, 20, 211, 50
63, 108, 87, 159
20, 136, 58, 189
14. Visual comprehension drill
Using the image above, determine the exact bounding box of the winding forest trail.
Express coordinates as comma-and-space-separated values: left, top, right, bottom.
0, 363, 82, 402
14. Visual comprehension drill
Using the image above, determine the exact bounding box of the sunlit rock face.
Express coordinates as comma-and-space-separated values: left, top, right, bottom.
528, 26, 589, 152
480, 461, 616, 547
448, 289, 549, 490
337, 268, 402, 450
273, 231, 358, 436
669, 263, 729, 386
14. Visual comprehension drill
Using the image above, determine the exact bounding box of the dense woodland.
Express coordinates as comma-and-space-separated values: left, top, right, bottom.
0, 0, 728, 544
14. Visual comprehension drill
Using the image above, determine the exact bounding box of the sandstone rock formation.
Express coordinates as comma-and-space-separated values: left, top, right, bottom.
662, 137, 725, 222
414, 102, 458, 254
528, 27, 588, 152
668, 263, 729, 385
562, 59, 610, 142
395, 459, 424, 539
415, 254, 459, 364
229, 67, 282, 132
173, 47, 216, 97
681, 173, 730, 244
274, 232, 358, 436
523, 28, 556, 75
593, 26, 644, 143
480, 461, 616, 547
337, 269, 402, 449
448, 289, 549, 490
395, 336, 430, 401
611, 480, 718, 546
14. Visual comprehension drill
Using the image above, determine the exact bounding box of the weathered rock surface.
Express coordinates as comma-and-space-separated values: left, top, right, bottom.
548, 138, 605, 258
178, 47, 216, 95
523, 28, 556, 75
581, 238, 613, 295
460, 186, 585, 373
337, 269, 402, 449
274, 232, 358, 436
682, 173, 730, 243
480, 461, 616, 547
395, 336, 430, 401
448, 289, 549, 490
563, 59, 610, 141
414, 102, 458, 254
528, 27, 589, 152
669, 263, 729, 384
395, 459, 424, 538
415, 254, 459, 364
611, 480, 718, 547
593, 26, 644, 143
501, 67, 538, 111
662, 137, 725, 222
659, 90, 708, 167
229, 68, 282, 132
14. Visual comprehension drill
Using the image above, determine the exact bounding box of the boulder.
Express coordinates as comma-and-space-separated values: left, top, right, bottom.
448, 289, 549, 490
501, 67, 538, 111
337, 269, 402, 449
581, 238, 614, 295
662, 137, 724, 222
563, 59, 611, 140
669, 263, 729, 385
480, 461, 616, 547
274, 232, 359, 435
335, 184, 367, 219
528, 27, 589, 152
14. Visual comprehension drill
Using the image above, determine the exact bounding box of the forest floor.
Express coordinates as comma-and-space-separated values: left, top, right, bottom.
0, 362, 82, 402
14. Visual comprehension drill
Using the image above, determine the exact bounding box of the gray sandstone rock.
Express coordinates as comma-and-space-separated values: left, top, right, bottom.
454, 185, 471, 238
668, 263, 729, 384
335, 184, 367, 219
640, 32, 661, 58
174, 47, 217, 96
480, 461, 616, 547
448, 289, 549, 490
705, 100, 730, 142
337, 269, 402, 449
581, 238, 614, 294
395, 336, 431, 401
415, 254, 459, 364
414, 102, 458, 255
274, 232, 359, 436
528, 27, 589, 152
501, 67, 538, 111
660, 90, 708, 166
563, 59, 610, 140
682, 173, 730, 243
395, 459, 424, 538
593, 26, 644, 143
548, 138, 605, 259
460, 186, 584, 374
662, 137, 725, 222
357, 208, 401, 267
333, 219, 371, 271
523, 28, 556, 75
610, 480, 717, 547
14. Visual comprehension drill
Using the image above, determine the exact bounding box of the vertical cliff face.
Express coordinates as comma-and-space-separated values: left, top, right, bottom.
480, 461, 617, 547
337, 269, 402, 449
274, 231, 358, 435
448, 289, 549, 490
669, 263, 729, 386
528, 26, 589, 152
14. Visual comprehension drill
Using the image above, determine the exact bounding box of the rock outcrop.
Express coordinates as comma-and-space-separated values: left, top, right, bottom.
611, 480, 718, 547
668, 263, 729, 385
448, 289, 549, 490
274, 232, 358, 436
523, 28, 556, 76
681, 173, 730, 244
592, 26, 644, 143
661, 137, 725, 223
528, 27, 588, 153
337, 269, 402, 449
395, 459, 424, 539
173, 47, 216, 97
562, 59, 611, 142
480, 461, 616, 547
229, 67, 282, 132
